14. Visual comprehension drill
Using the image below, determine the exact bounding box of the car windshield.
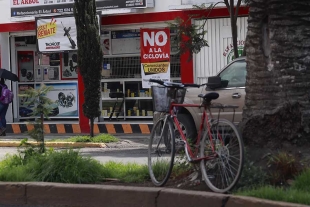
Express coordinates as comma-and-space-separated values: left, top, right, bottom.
219, 60, 246, 88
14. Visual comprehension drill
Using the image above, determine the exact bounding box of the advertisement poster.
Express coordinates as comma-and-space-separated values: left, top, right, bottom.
18, 84, 35, 118
18, 83, 78, 118
11, 0, 147, 17
140, 28, 170, 88
62, 51, 78, 79
111, 30, 140, 55
36, 16, 77, 52
101, 32, 110, 55
36, 82, 79, 117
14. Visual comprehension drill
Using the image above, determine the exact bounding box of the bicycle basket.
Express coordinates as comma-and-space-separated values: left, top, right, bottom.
151, 86, 186, 112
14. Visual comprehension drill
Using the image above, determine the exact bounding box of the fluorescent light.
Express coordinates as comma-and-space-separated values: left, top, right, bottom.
10, 16, 35, 22
101, 8, 140, 15
168, 5, 196, 10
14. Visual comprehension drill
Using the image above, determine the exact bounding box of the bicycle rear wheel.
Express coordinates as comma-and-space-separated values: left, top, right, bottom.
200, 119, 244, 193
148, 116, 175, 186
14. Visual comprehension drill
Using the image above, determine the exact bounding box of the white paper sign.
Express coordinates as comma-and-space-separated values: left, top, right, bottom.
36, 16, 77, 52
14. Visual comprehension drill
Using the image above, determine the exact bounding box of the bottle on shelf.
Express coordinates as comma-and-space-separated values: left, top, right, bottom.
127, 109, 132, 116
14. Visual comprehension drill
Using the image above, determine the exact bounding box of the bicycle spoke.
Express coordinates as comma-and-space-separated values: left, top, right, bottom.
200, 119, 244, 193
148, 118, 175, 187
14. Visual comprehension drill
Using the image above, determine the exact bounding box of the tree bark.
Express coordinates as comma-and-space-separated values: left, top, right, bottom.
240, 0, 310, 146
230, 0, 239, 59
90, 118, 94, 137
40, 112, 45, 153
74, 0, 103, 137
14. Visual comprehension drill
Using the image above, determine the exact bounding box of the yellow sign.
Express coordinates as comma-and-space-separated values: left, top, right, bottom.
37, 22, 57, 39
142, 62, 169, 75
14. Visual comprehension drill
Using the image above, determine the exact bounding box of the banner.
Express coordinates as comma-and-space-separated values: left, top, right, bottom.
36, 16, 77, 52
11, 0, 147, 17
36, 82, 79, 117
140, 28, 170, 88
18, 82, 78, 118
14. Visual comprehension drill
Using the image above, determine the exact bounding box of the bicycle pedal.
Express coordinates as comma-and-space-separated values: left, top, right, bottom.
188, 171, 199, 181
176, 141, 185, 145
207, 175, 215, 179
202, 175, 215, 180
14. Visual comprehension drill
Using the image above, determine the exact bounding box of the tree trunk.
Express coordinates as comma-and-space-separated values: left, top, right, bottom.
90, 118, 94, 137
240, 0, 310, 147
74, 0, 103, 137
40, 113, 45, 153
230, 0, 239, 59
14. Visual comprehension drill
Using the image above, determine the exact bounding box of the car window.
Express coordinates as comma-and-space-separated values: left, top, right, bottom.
219, 61, 246, 87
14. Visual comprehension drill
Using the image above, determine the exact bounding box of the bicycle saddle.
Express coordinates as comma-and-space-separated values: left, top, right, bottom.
198, 92, 219, 100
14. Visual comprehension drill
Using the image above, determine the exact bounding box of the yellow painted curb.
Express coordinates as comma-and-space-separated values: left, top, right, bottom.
0, 141, 106, 148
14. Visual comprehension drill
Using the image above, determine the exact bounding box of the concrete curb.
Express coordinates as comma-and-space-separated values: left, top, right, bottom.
0, 141, 107, 148
5, 123, 153, 134
0, 182, 307, 207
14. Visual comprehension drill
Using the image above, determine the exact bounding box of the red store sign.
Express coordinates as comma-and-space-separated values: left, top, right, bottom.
140, 28, 170, 63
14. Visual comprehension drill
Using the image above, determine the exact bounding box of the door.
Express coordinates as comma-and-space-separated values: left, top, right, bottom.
215, 59, 246, 123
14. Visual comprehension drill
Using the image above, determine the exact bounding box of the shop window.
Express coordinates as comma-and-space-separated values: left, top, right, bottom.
102, 54, 180, 79
15, 36, 36, 45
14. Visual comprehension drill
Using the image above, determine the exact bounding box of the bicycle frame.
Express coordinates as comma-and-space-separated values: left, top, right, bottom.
170, 101, 222, 163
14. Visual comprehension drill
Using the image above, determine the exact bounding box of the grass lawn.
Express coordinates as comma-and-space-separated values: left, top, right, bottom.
48, 134, 119, 143
236, 168, 310, 206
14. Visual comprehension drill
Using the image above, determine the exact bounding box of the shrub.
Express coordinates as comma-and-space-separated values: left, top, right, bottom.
18, 84, 54, 153
234, 151, 267, 191
0, 154, 35, 181
268, 151, 301, 185
33, 149, 104, 183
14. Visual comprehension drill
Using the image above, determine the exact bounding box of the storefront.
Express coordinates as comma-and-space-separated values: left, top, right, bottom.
0, 0, 249, 133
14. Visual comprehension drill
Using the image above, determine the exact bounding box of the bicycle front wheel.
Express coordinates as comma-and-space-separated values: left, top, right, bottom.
148, 116, 175, 186
200, 119, 244, 193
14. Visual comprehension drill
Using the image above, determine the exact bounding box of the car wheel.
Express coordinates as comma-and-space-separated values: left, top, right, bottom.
176, 114, 197, 143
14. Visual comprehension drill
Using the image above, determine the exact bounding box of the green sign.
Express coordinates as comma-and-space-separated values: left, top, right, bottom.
227, 46, 244, 63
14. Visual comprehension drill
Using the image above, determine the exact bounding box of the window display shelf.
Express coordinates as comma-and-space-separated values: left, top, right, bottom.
100, 77, 181, 121
125, 97, 152, 100
126, 116, 153, 118
102, 97, 152, 101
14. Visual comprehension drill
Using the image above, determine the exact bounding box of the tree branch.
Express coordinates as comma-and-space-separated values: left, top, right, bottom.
224, 0, 231, 16
234, 0, 242, 23
230, 0, 234, 20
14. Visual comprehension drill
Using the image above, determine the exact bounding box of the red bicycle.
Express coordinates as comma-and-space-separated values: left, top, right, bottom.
148, 79, 244, 193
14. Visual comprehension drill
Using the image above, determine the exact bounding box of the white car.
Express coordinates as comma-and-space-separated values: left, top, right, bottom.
153, 57, 247, 140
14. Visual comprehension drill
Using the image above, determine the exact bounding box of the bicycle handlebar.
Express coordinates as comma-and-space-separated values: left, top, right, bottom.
149, 79, 201, 88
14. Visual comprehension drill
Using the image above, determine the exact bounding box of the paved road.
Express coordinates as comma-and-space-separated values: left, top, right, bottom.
0, 136, 150, 165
